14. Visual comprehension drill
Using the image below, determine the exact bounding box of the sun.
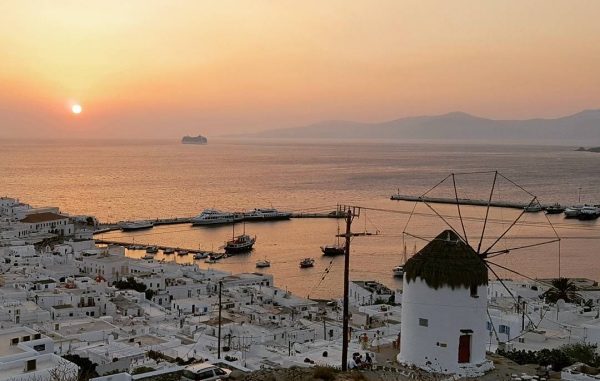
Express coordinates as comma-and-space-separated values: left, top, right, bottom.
71, 104, 82, 114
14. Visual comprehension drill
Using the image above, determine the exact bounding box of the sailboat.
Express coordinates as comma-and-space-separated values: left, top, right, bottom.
321, 222, 345, 256
224, 222, 256, 254
393, 243, 411, 277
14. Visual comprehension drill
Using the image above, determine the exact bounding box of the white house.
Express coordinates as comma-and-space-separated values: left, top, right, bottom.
349, 280, 394, 306
17, 212, 74, 238
398, 230, 493, 377
0, 326, 78, 381
80, 254, 129, 285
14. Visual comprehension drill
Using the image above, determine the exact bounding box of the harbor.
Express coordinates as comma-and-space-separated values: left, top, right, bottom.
390, 193, 553, 209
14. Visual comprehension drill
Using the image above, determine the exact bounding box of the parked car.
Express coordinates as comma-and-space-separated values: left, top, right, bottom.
182, 363, 232, 381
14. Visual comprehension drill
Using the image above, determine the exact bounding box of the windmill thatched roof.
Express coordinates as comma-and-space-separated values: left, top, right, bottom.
404, 230, 488, 289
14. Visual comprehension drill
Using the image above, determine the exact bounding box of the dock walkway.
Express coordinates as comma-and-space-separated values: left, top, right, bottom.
390, 194, 550, 210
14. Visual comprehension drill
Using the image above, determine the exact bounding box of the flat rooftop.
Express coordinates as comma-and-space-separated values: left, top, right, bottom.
56, 320, 115, 336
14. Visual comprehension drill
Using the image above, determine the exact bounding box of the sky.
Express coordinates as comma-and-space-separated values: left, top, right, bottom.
1, 0, 599, 139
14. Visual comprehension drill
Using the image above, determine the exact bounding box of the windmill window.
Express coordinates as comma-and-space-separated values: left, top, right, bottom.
419, 318, 429, 327
499, 325, 510, 335
470, 285, 478, 298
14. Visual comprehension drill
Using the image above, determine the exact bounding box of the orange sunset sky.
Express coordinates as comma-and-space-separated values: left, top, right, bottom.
1, 0, 599, 138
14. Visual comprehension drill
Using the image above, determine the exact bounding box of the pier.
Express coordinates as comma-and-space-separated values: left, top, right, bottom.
94, 239, 223, 258
390, 194, 550, 210
93, 209, 344, 234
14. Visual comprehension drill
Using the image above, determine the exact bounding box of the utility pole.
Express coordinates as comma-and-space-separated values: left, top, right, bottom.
323, 319, 327, 340
341, 206, 359, 371
218, 280, 222, 359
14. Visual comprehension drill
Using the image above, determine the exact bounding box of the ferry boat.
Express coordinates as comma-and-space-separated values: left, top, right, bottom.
544, 203, 565, 214
191, 209, 238, 226
243, 208, 292, 221
299, 258, 315, 268
163, 248, 175, 255
255, 259, 271, 268
120, 221, 154, 231
146, 246, 158, 254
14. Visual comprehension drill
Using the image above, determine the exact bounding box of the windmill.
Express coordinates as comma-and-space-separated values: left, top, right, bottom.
397, 170, 561, 375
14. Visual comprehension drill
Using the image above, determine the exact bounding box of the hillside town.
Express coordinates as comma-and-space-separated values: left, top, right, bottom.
3, 196, 600, 381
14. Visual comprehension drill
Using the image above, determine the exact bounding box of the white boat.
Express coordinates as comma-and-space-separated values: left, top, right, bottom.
243, 208, 292, 221
256, 259, 271, 268
191, 209, 237, 225
392, 266, 404, 277
177, 249, 189, 256
564, 205, 583, 218
120, 221, 154, 231
578, 206, 600, 220
146, 246, 158, 254
299, 258, 315, 268
142, 254, 155, 260
205, 257, 218, 264
393, 243, 411, 277
523, 204, 543, 213
163, 248, 175, 255
194, 252, 208, 260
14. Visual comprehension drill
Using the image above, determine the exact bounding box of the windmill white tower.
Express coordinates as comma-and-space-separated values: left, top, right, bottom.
397, 229, 493, 376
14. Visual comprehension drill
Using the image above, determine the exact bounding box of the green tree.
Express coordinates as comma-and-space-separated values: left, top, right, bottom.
543, 278, 582, 304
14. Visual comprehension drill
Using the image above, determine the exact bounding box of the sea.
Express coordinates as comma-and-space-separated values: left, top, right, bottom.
1, 138, 600, 299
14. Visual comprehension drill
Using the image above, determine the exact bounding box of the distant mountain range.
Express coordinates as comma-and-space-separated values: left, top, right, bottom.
247, 109, 600, 144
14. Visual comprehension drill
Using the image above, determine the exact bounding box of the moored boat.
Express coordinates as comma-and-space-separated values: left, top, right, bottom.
564, 205, 584, 218
578, 206, 600, 220
224, 222, 256, 254
142, 254, 155, 260
120, 221, 154, 231
163, 248, 175, 255
146, 246, 158, 254
243, 208, 292, 221
177, 249, 189, 256
544, 203, 565, 214
523, 204, 543, 213
255, 259, 271, 268
193, 252, 208, 260
299, 258, 315, 268
393, 265, 404, 277
191, 209, 236, 226
321, 223, 345, 256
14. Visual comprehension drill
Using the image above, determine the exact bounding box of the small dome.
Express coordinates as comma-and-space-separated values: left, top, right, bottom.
404, 230, 488, 289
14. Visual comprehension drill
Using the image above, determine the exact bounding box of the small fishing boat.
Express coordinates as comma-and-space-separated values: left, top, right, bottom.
544, 203, 565, 214
523, 204, 543, 212
146, 246, 158, 254
205, 256, 218, 264
256, 259, 271, 268
392, 266, 404, 277
578, 206, 600, 220
299, 258, 315, 268
194, 252, 208, 260
163, 248, 175, 255
142, 254, 155, 260
564, 205, 583, 218
177, 250, 189, 256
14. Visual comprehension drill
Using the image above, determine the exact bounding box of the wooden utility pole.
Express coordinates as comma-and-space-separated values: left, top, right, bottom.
341, 206, 359, 371
218, 280, 222, 359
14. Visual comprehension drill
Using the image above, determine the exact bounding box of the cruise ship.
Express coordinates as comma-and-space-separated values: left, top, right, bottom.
191, 209, 240, 226
243, 208, 292, 221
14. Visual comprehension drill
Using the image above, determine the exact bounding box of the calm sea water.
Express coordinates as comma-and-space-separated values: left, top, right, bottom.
1, 139, 600, 298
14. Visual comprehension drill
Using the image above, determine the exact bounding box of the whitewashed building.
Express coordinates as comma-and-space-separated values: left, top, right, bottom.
398, 230, 493, 377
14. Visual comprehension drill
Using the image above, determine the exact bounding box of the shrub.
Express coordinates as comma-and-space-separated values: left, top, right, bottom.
313, 366, 338, 381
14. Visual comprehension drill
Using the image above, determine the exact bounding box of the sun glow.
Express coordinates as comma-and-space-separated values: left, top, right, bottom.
71, 104, 82, 114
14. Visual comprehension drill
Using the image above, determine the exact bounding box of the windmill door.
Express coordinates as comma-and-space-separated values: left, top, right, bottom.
458, 334, 471, 363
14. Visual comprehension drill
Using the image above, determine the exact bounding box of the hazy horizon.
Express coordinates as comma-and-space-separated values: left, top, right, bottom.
2, 1, 600, 139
